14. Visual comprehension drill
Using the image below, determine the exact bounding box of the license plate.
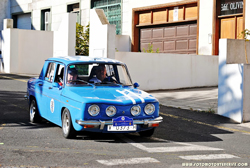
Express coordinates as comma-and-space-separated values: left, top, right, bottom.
107, 125, 137, 131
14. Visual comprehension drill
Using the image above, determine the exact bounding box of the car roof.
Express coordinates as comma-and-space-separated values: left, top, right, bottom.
46, 56, 124, 65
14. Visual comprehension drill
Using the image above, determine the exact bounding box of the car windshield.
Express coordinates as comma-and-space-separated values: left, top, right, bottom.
66, 63, 133, 86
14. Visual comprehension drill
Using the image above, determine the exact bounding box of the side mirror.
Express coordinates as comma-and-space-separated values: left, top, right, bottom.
133, 82, 140, 88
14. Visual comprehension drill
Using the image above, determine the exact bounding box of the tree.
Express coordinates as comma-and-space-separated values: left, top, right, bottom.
75, 23, 89, 56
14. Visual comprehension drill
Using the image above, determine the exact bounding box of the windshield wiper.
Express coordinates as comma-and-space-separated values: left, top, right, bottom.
70, 80, 95, 88
98, 81, 123, 87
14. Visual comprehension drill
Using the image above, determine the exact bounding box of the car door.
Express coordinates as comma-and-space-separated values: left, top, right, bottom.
43, 62, 65, 125
33, 62, 49, 119
42, 62, 57, 121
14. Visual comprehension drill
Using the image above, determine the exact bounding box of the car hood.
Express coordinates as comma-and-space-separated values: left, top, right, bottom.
63, 86, 157, 105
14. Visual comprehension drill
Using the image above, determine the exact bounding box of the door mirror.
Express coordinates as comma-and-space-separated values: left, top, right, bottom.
133, 82, 140, 88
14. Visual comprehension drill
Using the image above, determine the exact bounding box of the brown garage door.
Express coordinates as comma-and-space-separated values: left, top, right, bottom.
140, 23, 197, 54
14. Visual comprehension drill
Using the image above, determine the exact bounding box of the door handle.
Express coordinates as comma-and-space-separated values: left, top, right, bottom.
48, 87, 53, 89
38, 83, 43, 86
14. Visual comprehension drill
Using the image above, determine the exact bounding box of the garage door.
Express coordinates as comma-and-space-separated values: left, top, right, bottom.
140, 23, 197, 54
17, 13, 31, 30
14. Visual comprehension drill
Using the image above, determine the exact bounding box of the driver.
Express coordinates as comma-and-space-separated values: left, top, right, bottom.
89, 65, 107, 83
67, 68, 78, 84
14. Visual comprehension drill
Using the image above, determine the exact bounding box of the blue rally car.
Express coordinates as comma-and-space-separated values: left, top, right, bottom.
27, 56, 163, 138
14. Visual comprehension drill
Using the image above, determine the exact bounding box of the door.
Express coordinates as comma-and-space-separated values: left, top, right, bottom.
237, 17, 244, 39
220, 16, 244, 39
43, 62, 64, 125
47, 63, 65, 125
220, 17, 235, 39
140, 23, 197, 54
16, 13, 32, 30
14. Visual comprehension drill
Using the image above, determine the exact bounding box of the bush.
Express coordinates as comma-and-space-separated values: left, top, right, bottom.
75, 23, 89, 55
142, 43, 160, 53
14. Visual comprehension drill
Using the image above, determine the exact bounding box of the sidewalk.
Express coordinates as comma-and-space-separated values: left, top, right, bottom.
149, 87, 218, 113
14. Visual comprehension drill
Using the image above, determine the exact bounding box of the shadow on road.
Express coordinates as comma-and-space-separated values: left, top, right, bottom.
0, 77, 239, 144
0, 90, 56, 130
0, 73, 35, 80
74, 105, 237, 143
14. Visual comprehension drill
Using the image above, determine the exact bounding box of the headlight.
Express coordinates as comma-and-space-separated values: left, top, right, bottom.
106, 106, 116, 117
88, 104, 100, 116
144, 104, 155, 115
131, 105, 141, 116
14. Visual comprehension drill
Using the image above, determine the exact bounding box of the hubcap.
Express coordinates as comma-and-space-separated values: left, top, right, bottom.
63, 112, 69, 135
30, 101, 35, 120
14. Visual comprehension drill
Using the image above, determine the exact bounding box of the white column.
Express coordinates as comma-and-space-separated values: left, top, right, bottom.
89, 9, 115, 59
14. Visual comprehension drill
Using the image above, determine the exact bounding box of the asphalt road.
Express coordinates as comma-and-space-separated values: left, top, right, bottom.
0, 73, 250, 168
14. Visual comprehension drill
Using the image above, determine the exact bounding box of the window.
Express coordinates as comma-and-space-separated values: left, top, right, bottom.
41, 9, 51, 31
55, 64, 65, 86
91, 0, 122, 35
67, 3, 80, 23
45, 62, 56, 82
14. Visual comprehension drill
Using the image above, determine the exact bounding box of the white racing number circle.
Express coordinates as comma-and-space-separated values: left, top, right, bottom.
50, 99, 54, 113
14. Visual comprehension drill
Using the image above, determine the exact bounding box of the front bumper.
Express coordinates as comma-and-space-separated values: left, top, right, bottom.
75, 116, 163, 130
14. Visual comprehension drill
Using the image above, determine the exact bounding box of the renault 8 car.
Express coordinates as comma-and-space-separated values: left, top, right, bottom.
26, 56, 163, 139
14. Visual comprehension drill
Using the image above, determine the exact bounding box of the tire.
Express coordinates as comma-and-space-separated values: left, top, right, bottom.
29, 99, 42, 123
62, 108, 76, 139
139, 128, 155, 137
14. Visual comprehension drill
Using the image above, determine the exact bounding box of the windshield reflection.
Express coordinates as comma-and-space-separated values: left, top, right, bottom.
66, 63, 133, 86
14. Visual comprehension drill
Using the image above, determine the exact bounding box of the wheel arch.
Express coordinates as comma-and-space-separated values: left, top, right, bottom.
29, 95, 36, 105
61, 107, 83, 131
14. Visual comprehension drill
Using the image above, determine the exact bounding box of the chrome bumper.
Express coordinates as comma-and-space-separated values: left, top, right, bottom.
75, 116, 163, 130
24, 94, 28, 100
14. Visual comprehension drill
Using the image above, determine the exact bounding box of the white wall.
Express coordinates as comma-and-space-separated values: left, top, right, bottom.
115, 35, 130, 52
80, 0, 90, 26
198, 0, 213, 55
115, 52, 218, 91
11, 0, 82, 31
0, 0, 11, 52
218, 39, 243, 123
245, 0, 250, 33
2, 28, 53, 74
218, 39, 250, 123
1, 13, 76, 74
53, 13, 76, 57
89, 9, 116, 59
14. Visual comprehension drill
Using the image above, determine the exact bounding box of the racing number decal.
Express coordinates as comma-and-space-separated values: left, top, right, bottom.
50, 99, 54, 113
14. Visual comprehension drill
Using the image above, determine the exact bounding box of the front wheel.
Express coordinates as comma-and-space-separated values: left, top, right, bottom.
62, 108, 76, 139
139, 128, 155, 137
29, 99, 42, 123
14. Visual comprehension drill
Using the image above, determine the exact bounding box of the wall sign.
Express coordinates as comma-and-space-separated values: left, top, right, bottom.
173, 7, 178, 21
220, 0, 243, 16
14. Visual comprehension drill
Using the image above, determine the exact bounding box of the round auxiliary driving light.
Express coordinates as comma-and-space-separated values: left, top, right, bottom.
88, 104, 100, 116
106, 106, 116, 117
131, 105, 141, 116
144, 104, 155, 115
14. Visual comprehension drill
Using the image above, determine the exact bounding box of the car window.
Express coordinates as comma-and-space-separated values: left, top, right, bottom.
55, 64, 65, 86
117, 65, 131, 85
66, 63, 132, 86
45, 62, 56, 82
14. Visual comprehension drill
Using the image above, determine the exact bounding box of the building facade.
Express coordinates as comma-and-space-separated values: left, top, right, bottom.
0, 0, 249, 55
